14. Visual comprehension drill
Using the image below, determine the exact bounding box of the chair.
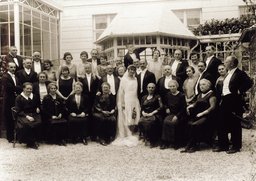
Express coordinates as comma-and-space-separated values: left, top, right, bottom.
11, 107, 18, 148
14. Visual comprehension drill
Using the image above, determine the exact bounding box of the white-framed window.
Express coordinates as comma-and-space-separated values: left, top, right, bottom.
93, 14, 116, 41
172, 9, 201, 30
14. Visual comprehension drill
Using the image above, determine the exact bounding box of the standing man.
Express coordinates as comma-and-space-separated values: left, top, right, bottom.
87, 49, 100, 77
32, 51, 43, 74
124, 44, 145, 69
204, 45, 222, 84
1, 62, 21, 142
137, 59, 156, 101
16, 58, 38, 86
169, 49, 188, 84
214, 56, 253, 154
3, 46, 23, 72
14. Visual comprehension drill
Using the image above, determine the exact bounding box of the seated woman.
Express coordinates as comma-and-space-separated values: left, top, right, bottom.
15, 82, 42, 149
66, 81, 90, 145
92, 82, 117, 146
160, 80, 187, 149
42, 82, 67, 146
181, 78, 217, 153
138, 83, 163, 148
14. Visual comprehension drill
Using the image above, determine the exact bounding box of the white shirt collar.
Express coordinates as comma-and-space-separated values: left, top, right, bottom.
21, 92, 33, 100
86, 73, 92, 77
228, 67, 237, 74
24, 68, 31, 74
8, 71, 15, 76
207, 55, 214, 60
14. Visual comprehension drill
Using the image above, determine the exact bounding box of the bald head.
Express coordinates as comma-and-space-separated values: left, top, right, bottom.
33, 51, 41, 62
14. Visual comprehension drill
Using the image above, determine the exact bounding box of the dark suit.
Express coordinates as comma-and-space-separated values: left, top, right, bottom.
195, 71, 214, 95
157, 75, 180, 105
169, 59, 188, 84
101, 74, 120, 96
66, 94, 90, 139
32, 81, 51, 102
137, 70, 156, 101
124, 47, 146, 69
87, 58, 101, 65
218, 68, 253, 150
16, 69, 38, 86
32, 61, 44, 74
205, 56, 222, 84
3, 54, 23, 72
1, 73, 21, 141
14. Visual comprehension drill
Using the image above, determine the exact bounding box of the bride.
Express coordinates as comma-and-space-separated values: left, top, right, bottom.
112, 65, 141, 147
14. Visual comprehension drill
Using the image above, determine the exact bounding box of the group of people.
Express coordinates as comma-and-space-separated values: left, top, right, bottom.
1, 45, 253, 154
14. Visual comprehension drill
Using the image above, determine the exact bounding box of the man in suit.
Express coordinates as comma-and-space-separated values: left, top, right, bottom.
194, 61, 213, 95
137, 59, 156, 101
78, 63, 100, 141
1, 62, 21, 142
124, 44, 146, 69
204, 45, 222, 84
157, 65, 180, 105
32, 51, 44, 74
87, 49, 101, 77
101, 65, 120, 98
213, 56, 253, 154
169, 49, 188, 84
16, 58, 38, 86
3, 46, 23, 72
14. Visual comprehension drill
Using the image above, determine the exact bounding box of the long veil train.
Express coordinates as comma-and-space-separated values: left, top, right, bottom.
111, 71, 140, 147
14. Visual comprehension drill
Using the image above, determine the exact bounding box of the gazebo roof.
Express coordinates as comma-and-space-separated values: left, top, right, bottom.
96, 4, 197, 44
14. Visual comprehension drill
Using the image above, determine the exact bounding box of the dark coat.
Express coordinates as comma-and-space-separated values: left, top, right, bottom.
124, 47, 146, 69
101, 74, 120, 95
66, 94, 90, 115
3, 54, 24, 72
137, 70, 156, 100
169, 59, 189, 83
205, 56, 222, 84
16, 69, 38, 86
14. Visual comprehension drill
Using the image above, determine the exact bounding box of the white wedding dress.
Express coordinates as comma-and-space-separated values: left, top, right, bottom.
111, 72, 141, 147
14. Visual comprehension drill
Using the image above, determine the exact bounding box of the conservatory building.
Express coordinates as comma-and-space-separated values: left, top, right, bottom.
0, 0, 62, 61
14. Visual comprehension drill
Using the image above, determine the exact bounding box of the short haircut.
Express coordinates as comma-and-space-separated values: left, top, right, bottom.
43, 59, 53, 67
186, 66, 195, 74
38, 71, 48, 80
152, 49, 161, 57
61, 66, 70, 73
74, 81, 83, 89
199, 78, 212, 88
47, 82, 58, 92
101, 82, 110, 89
229, 56, 239, 67
23, 82, 33, 89
63, 52, 73, 60
80, 51, 88, 57
198, 61, 206, 67
168, 79, 179, 88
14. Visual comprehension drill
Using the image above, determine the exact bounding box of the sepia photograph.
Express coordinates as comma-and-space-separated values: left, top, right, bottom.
0, 0, 256, 180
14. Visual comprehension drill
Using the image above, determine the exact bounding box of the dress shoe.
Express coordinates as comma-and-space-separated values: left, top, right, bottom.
60, 140, 67, 146
226, 148, 240, 154
99, 140, 107, 146
27, 143, 38, 150
187, 147, 197, 153
212, 146, 229, 152
150, 143, 158, 148
82, 139, 88, 145
160, 144, 168, 150
180, 149, 188, 153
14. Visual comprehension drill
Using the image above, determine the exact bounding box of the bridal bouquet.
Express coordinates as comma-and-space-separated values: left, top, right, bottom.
132, 107, 136, 119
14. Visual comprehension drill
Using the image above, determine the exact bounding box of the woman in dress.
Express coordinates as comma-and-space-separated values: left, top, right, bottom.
43, 59, 57, 82
181, 79, 217, 153
138, 83, 163, 148
183, 66, 199, 105
148, 49, 163, 82
160, 80, 187, 149
57, 66, 75, 100
66, 81, 90, 145
97, 55, 108, 79
92, 82, 117, 146
15, 82, 42, 149
57, 52, 77, 80
42, 82, 67, 146
112, 65, 141, 147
